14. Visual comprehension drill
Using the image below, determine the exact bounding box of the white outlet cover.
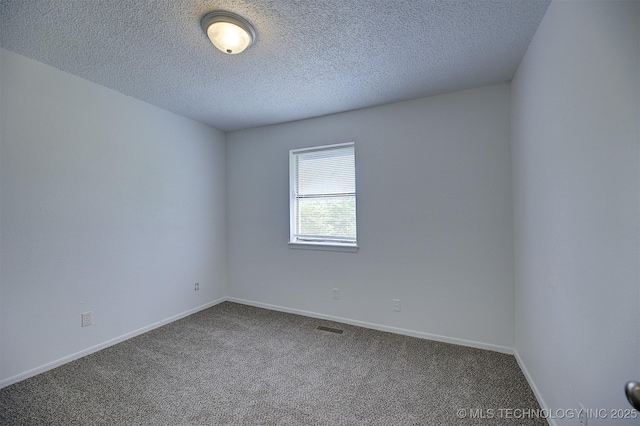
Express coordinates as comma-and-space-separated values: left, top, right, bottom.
393, 299, 401, 311
81, 311, 92, 327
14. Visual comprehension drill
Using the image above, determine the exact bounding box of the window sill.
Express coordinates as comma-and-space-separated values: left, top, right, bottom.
288, 241, 359, 253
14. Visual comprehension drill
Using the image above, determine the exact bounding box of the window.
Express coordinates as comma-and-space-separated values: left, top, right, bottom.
289, 143, 357, 251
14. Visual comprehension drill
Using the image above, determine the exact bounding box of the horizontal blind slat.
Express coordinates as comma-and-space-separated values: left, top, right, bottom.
296, 147, 355, 196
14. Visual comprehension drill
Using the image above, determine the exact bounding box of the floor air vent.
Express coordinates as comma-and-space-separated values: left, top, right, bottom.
316, 325, 344, 334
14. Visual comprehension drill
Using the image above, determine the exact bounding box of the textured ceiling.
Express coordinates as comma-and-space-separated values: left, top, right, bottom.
0, 0, 550, 132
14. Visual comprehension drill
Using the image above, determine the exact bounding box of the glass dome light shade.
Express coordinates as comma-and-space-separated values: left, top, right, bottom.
201, 11, 255, 55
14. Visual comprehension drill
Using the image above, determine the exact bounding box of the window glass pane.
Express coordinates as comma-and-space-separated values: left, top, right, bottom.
296, 196, 356, 239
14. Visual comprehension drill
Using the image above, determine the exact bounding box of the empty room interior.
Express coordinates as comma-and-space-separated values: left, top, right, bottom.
1, 0, 639, 425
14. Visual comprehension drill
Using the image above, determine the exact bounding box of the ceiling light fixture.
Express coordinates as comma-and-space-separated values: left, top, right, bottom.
201, 11, 256, 55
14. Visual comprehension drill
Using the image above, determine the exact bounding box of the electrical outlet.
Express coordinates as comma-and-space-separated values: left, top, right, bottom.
195, 282, 200, 291
393, 299, 401, 312
81, 311, 92, 327
332, 288, 339, 300
578, 403, 587, 426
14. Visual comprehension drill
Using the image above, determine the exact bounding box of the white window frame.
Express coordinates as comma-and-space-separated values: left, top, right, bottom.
288, 142, 358, 252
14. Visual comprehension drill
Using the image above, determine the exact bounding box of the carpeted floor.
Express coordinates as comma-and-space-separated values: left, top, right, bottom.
1, 302, 546, 425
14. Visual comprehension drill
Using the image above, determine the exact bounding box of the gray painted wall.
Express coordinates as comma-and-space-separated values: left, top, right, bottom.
226, 84, 515, 351
512, 1, 639, 424
0, 49, 228, 383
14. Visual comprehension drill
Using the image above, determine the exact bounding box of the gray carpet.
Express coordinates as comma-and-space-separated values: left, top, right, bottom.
0, 302, 545, 425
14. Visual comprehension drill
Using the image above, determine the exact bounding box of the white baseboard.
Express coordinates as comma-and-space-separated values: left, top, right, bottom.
0, 297, 227, 389
514, 349, 553, 426
1, 297, 520, 391
227, 297, 514, 355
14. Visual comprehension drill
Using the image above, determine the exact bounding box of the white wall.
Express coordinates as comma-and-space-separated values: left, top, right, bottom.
511, 1, 639, 424
0, 49, 227, 385
226, 84, 514, 351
